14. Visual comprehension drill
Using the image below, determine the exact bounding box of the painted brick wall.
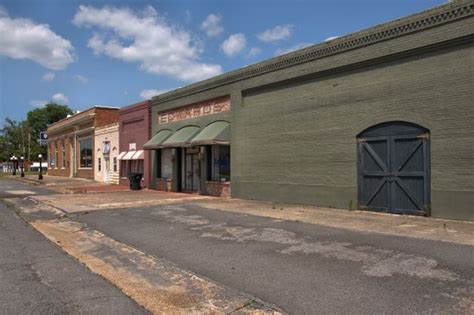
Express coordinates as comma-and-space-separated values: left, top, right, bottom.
149, 3, 474, 220
232, 43, 473, 220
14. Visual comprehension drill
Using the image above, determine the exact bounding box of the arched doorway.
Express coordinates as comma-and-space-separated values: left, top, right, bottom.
357, 121, 430, 215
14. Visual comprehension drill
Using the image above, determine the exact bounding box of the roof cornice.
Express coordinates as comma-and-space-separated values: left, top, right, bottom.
152, 0, 473, 104
47, 113, 95, 135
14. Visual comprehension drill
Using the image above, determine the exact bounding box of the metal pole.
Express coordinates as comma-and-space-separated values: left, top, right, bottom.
20, 157, 25, 177
12, 157, 16, 176
38, 154, 43, 180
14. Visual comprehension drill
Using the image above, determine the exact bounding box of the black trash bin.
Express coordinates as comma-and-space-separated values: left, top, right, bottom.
128, 173, 142, 190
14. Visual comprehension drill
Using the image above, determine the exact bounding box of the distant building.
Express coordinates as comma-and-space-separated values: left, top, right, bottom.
47, 107, 119, 180
29, 162, 48, 172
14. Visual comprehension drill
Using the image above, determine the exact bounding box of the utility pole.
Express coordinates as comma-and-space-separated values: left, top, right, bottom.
28, 129, 31, 164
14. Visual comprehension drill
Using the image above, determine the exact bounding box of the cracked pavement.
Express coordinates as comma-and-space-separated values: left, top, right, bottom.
0, 179, 147, 314
73, 203, 474, 314
0, 201, 147, 314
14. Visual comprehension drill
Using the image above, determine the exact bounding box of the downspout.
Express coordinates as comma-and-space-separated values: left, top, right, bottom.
74, 133, 77, 177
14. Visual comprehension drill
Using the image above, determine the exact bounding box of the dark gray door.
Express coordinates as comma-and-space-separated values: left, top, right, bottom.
358, 122, 430, 215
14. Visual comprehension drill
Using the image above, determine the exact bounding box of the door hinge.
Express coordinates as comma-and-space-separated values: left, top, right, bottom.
417, 133, 430, 139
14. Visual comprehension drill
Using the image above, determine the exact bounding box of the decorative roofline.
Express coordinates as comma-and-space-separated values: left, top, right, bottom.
152, 0, 473, 104
119, 100, 150, 114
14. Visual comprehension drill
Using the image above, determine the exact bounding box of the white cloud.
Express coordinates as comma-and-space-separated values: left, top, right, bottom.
274, 42, 312, 56
139, 89, 170, 99
73, 5, 222, 82
0, 6, 8, 17
246, 47, 261, 58
0, 8, 74, 70
221, 33, 246, 57
30, 100, 47, 108
73, 74, 88, 84
324, 35, 340, 42
52, 93, 69, 104
200, 13, 223, 37
41, 72, 55, 82
257, 24, 293, 43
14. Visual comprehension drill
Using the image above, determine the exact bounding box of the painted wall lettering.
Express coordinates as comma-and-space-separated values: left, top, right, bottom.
158, 96, 230, 125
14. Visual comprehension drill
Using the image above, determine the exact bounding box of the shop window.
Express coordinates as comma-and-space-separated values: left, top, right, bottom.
161, 149, 173, 179
120, 160, 128, 177
129, 160, 144, 174
113, 157, 117, 172
210, 145, 230, 181
79, 137, 92, 168
98, 157, 101, 172
119, 160, 144, 177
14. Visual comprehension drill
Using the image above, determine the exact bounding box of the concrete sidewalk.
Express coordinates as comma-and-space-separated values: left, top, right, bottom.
33, 190, 215, 213
194, 199, 474, 246
29, 189, 474, 246
8, 175, 127, 194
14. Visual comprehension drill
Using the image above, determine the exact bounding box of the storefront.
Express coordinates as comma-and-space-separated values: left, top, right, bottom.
144, 97, 231, 197
118, 101, 151, 188
143, 2, 474, 221
94, 123, 119, 184
47, 107, 119, 180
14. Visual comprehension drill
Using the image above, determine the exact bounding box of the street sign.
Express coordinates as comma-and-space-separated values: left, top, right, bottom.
39, 131, 48, 146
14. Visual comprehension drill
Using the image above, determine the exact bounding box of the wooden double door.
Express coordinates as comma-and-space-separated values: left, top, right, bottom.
358, 122, 430, 215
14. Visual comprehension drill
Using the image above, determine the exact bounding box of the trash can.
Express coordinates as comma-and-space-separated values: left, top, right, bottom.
128, 173, 142, 190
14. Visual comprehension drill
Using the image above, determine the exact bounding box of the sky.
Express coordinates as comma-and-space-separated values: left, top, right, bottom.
0, 0, 447, 125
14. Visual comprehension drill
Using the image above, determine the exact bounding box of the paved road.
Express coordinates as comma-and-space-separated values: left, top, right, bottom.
0, 179, 147, 314
0, 178, 54, 198
74, 202, 474, 314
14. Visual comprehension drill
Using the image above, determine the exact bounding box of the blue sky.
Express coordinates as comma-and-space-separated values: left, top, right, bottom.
0, 0, 446, 125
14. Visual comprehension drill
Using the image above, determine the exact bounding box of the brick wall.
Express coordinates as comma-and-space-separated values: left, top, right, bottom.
156, 178, 173, 191
147, 3, 474, 220
119, 101, 151, 187
206, 181, 230, 198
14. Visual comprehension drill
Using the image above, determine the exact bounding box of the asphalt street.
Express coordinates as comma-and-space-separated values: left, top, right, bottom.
73, 202, 474, 314
0, 178, 147, 314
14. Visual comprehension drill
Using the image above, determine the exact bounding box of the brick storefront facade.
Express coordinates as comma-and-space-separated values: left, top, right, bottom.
147, 1, 474, 221
47, 107, 119, 180
118, 101, 151, 188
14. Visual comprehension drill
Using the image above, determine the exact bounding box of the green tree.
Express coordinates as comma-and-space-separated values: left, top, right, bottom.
0, 118, 28, 162
26, 103, 73, 160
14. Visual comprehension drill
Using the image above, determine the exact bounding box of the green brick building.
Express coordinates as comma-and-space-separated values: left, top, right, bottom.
145, 0, 474, 221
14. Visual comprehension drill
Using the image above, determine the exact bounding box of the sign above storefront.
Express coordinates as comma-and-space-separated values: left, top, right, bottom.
158, 96, 230, 125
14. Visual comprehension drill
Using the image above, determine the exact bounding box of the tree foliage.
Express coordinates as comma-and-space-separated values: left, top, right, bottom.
0, 103, 73, 162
